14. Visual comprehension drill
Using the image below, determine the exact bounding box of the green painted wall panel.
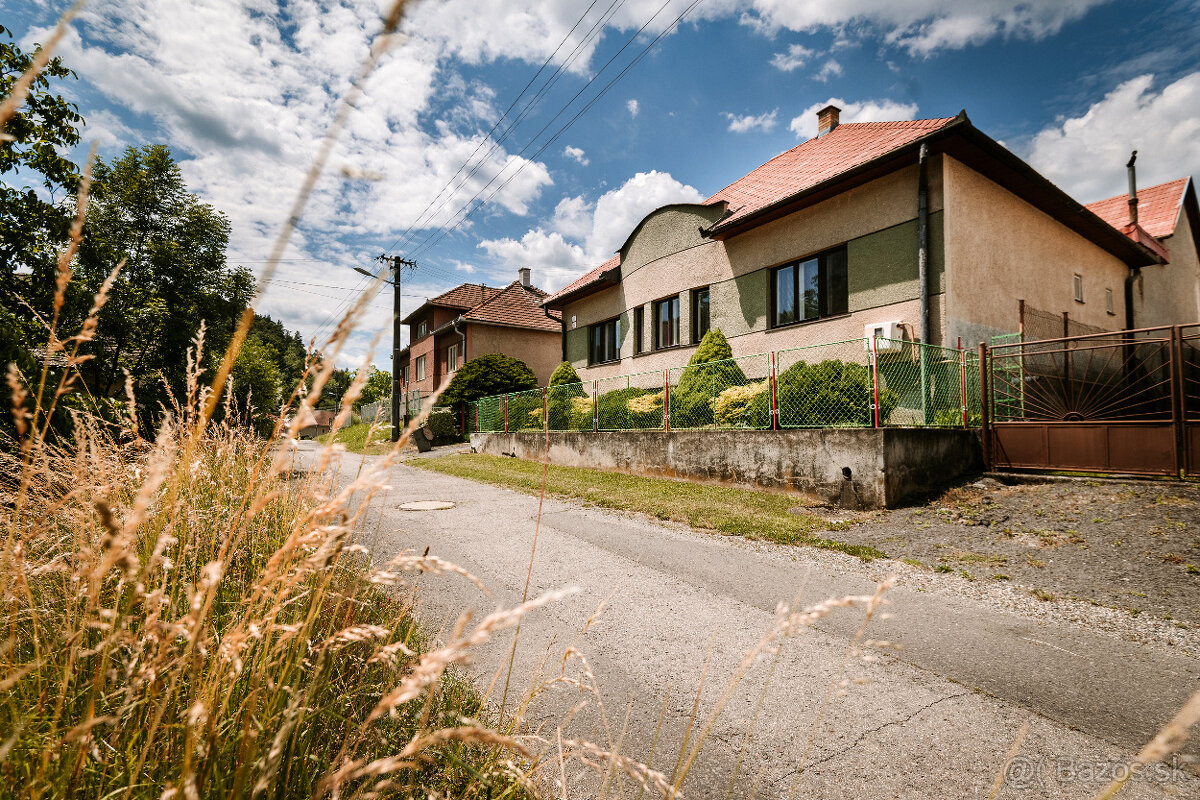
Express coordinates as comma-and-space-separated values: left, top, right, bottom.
847, 212, 943, 311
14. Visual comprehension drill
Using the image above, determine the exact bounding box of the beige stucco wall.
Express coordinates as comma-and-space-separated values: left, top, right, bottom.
468, 324, 562, 386
564, 160, 949, 381
942, 155, 1130, 345
1133, 207, 1200, 328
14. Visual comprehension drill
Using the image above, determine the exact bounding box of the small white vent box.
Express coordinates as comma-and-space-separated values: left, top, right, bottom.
864, 321, 907, 352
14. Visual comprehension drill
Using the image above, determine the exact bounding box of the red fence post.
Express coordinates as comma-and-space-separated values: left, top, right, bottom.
592, 381, 598, 433
871, 336, 881, 428
661, 370, 668, 431
978, 343, 991, 469
504, 395, 509, 433
960, 347, 968, 428
476, 402, 480, 433
770, 351, 779, 430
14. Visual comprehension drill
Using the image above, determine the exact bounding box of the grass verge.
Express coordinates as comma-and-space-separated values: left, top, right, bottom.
412, 453, 886, 560
319, 420, 396, 455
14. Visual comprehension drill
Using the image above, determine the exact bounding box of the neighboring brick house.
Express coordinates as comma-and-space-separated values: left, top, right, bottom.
543, 106, 1176, 381
1085, 176, 1200, 330
396, 269, 563, 403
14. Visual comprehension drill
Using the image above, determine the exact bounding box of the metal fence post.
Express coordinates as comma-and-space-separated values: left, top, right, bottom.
978, 342, 991, 469
871, 336, 881, 428
592, 380, 598, 433
663, 369, 670, 431
504, 395, 509, 434
1170, 325, 1186, 477
476, 401, 480, 433
960, 347, 968, 428
770, 351, 779, 430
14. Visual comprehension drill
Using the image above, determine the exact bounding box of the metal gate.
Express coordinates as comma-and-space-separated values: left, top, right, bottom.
984, 325, 1199, 478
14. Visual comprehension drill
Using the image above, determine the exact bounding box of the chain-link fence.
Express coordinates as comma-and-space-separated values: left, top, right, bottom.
667, 353, 772, 429
772, 339, 875, 428
592, 369, 666, 431
465, 334, 995, 435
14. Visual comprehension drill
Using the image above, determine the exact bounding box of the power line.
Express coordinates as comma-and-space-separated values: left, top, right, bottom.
381, 0, 608, 257
409, 0, 707, 260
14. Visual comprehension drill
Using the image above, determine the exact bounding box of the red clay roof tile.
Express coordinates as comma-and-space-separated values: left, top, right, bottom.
462, 281, 562, 332
543, 118, 958, 306
428, 283, 503, 309
1084, 178, 1189, 240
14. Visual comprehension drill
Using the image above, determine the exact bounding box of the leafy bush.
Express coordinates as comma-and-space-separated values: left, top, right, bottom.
591, 387, 664, 430
712, 380, 769, 427
547, 361, 587, 429
744, 359, 896, 428
440, 353, 537, 406
670, 330, 748, 428
427, 407, 461, 442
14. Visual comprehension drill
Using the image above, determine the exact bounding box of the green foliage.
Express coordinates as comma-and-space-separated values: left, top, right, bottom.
745, 359, 896, 428
0, 26, 84, 429
426, 407, 461, 442
592, 387, 664, 430
546, 361, 587, 429
670, 329, 748, 429
548, 360, 584, 390
321, 368, 354, 410
439, 353, 537, 406
357, 368, 392, 408
250, 314, 309, 397
70, 145, 254, 414
230, 336, 282, 431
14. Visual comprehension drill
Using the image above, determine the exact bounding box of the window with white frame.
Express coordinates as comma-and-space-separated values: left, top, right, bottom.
1073, 274, 1084, 303
447, 343, 459, 372
416, 355, 426, 381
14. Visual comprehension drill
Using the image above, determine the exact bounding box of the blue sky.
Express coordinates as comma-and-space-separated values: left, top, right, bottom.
6, 0, 1200, 369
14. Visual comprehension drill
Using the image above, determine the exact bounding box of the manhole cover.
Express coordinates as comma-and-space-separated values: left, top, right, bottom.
397, 500, 456, 511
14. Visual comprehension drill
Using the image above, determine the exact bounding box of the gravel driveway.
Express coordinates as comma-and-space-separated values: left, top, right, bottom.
836, 479, 1200, 626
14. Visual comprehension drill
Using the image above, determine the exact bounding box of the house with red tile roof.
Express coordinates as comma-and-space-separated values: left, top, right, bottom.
544, 106, 1179, 381
396, 269, 563, 405
1085, 176, 1200, 329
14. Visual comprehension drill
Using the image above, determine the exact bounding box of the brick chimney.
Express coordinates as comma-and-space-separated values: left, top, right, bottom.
518, 267, 531, 287
816, 104, 840, 137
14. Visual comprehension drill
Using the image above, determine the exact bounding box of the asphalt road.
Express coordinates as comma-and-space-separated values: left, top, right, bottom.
294, 441, 1199, 799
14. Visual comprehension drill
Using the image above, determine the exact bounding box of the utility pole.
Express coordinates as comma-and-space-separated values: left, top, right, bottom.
359, 255, 415, 442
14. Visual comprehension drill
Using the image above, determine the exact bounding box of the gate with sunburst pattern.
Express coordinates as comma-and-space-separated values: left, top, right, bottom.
986, 325, 1199, 477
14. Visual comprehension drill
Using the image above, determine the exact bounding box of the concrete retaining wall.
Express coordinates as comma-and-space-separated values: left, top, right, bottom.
470, 429, 982, 509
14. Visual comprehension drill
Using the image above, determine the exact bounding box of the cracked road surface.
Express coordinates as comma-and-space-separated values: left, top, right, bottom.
295, 442, 1199, 799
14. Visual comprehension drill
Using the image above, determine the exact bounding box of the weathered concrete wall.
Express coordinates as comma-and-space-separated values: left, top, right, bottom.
470, 428, 982, 509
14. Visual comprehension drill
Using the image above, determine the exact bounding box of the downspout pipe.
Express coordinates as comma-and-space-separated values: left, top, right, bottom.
451, 316, 467, 369
917, 142, 930, 345
917, 143, 930, 425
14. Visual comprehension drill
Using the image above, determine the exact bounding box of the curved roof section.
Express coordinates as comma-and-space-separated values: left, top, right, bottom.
615, 201, 728, 260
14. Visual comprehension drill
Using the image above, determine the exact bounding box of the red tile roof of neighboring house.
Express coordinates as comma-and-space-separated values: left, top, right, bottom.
1084, 178, 1189, 240
462, 280, 562, 332
706, 117, 959, 230
429, 283, 503, 309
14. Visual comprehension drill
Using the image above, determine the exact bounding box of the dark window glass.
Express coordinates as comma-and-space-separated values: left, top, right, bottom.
771, 246, 848, 327
589, 317, 621, 364
692, 288, 710, 343
634, 306, 644, 354
654, 296, 679, 349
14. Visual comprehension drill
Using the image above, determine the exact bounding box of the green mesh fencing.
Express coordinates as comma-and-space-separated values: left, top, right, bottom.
990, 334, 1026, 421
773, 340, 877, 428
594, 370, 666, 431
546, 380, 595, 431
505, 387, 545, 431
465, 402, 477, 434
963, 352, 983, 427
667, 353, 771, 429
872, 339, 969, 427
475, 395, 505, 433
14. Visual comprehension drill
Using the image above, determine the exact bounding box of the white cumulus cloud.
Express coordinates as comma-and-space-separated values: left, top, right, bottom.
1023, 72, 1200, 203
771, 43, 814, 71
627, 98, 640, 117
563, 145, 589, 166
723, 109, 779, 134
479, 170, 704, 291
789, 97, 920, 139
